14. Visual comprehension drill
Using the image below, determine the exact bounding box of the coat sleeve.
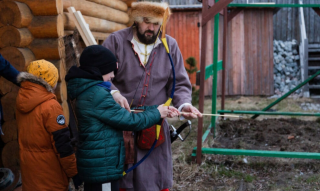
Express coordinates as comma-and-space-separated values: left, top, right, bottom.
43, 100, 78, 178
0, 54, 20, 85
102, 34, 121, 91
93, 88, 161, 131
166, 37, 192, 108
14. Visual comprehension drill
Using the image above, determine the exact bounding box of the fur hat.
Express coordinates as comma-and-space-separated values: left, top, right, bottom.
129, 2, 171, 24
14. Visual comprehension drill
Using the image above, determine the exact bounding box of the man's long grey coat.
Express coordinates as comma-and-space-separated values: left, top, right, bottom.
102, 26, 192, 191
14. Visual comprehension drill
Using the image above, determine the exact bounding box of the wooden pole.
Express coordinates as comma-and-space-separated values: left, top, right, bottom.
12, 0, 63, 16
64, 30, 110, 41
29, 15, 64, 38
0, 26, 33, 48
0, 1, 33, 28
63, 12, 127, 33
221, 7, 227, 114
197, 0, 209, 165
61, 101, 70, 125
51, 59, 66, 82
63, 0, 130, 24
55, 80, 67, 103
86, 0, 128, 12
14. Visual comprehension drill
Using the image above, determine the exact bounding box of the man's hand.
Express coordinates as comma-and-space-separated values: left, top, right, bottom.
167, 106, 180, 118
112, 92, 130, 112
181, 105, 202, 119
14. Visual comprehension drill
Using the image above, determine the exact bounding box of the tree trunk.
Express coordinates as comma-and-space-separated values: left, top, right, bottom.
0, 47, 35, 71
63, 12, 126, 33
86, 0, 127, 12
63, 0, 129, 25
55, 80, 67, 103
28, 15, 64, 38
28, 38, 65, 60
1, 120, 18, 144
0, 92, 17, 122
0, 26, 33, 48
61, 101, 69, 125
0, 1, 32, 28
11, 0, 63, 16
1, 141, 19, 168
64, 30, 110, 41
50, 59, 66, 82
0, 77, 20, 96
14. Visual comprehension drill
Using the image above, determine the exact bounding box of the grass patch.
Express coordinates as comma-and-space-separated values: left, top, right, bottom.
306, 175, 320, 183
216, 168, 255, 182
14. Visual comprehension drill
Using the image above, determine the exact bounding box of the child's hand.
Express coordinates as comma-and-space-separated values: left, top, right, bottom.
157, 104, 169, 118
167, 106, 180, 118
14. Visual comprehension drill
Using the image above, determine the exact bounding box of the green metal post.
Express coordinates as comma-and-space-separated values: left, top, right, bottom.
218, 110, 320, 116
252, 70, 320, 119
211, 0, 220, 137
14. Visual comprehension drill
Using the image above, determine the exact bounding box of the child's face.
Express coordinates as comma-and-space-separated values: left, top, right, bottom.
102, 71, 114, 82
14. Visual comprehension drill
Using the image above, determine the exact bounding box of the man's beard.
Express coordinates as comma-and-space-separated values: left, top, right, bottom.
136, 26, 159, 45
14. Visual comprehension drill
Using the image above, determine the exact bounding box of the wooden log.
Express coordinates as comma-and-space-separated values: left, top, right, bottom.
28, 38, 65, 60
61, 101, 69, 125
63, 0, 129, 25
64, 30, 110, 41
1, 120, 18, 144
120, 0, 136, 8
63, 12, 126, 33
0, 77, 20, 95
28, 15, 64, 38
86, 0, 127, 12
0, 1, 33, 28
0, 47, 35, 71
0, 26, 33, 48
2, 141, 19, 168
55, 79, 67, 103
50, 59, 66, 82
12, 0, 63, 16
0, 92, 17, 122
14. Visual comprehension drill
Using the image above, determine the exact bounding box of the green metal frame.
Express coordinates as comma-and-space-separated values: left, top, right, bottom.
197, 60, 223, 80
196, 1, 320, 161
228, 4, 320, 8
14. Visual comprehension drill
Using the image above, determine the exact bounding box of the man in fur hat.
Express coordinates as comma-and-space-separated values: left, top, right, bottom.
102, 2, 202, 191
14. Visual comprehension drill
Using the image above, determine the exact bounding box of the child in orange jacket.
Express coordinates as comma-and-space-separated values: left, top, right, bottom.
16, 60, 80, 190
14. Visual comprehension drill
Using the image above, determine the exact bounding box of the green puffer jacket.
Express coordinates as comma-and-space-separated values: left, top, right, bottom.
67, 78, 161, 183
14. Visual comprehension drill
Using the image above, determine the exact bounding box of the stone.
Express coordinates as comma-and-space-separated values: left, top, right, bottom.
293, 49, 298, 55
295, 55, 300, 60
280, 41, 285, 49
274, 40, 279, 46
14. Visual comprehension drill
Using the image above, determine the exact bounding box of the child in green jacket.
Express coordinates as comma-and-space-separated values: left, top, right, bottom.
65, 45, 179, 191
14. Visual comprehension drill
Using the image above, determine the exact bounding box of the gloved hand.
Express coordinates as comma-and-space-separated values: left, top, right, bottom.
72, 174, 83, 189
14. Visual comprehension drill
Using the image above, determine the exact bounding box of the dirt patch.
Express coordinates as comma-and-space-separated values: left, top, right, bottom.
214, 118, 320, 153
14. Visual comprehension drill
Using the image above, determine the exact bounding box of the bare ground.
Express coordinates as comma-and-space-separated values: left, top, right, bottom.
171, 96, 320, 191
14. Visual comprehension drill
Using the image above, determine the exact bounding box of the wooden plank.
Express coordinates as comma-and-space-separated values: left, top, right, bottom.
281, 1, 287, 41
310, 0, 315, 43
239, 11, 245, 95
202, 0, 234, 25
233, 11, 242, 95
227, 8, 243, 23
244, 10, 249, 95
248, 10, 254, 95
269, 10, 274, 95
252, 10, 258, 95
287, 0, 292, 40
258, 10, 263, 95
227, 17, 233, 95
276, 6, 281, 40
262, 9, 269, 95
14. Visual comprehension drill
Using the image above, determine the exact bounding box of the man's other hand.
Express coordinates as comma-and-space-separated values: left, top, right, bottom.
181, 105, 202, 119
112, 92, 130, 112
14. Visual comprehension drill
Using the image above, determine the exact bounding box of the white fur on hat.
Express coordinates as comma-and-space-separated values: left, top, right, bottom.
129, 2, 171, 24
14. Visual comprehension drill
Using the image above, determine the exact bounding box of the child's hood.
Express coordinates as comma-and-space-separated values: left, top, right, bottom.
16, 72, 56, 113
65, 66, 103, 100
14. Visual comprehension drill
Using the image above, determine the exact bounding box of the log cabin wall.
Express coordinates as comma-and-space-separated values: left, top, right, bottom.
0, 0, 133, 170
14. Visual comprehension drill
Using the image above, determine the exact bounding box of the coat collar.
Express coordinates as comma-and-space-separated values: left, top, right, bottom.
17, 72, 54, 93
